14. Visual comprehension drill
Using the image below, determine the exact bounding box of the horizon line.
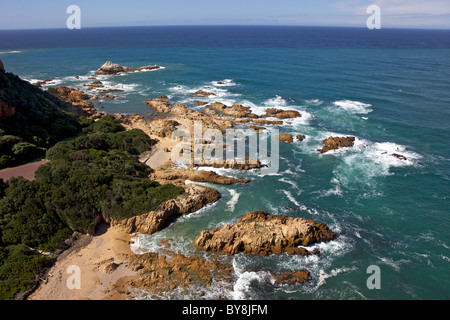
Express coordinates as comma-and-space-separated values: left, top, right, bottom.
1, 24, 450, 32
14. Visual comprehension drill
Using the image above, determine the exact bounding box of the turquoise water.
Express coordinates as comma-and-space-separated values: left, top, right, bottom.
1, 26, 449, 300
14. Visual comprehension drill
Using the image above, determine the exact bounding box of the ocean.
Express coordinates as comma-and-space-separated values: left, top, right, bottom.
1, 26, 449, 300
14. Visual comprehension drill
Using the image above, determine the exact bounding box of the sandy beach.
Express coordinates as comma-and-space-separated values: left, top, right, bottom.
28, 224, 137, 300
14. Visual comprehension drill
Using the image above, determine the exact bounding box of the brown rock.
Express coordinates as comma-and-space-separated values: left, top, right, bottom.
192, 100, 208, 106
264, 108, 301, 119
391, 153, 407, 161
127, 250, 235, 298
194, 211, 339, 256
151, 167, 250, 186
296, 134, 306, 142
272, 270, 311, 285
145, 99, 172, 114
317, 136, 355, 153
194, 158, 264, 170
250, 125, 266, 133
190, 90, 216, 97
277, 133, 294, 144
95, 61, 160, 75
109, 184, 220, 235
0, 59, 4, 72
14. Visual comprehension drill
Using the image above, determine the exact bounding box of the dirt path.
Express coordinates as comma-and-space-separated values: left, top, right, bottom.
0, 160, 49, 181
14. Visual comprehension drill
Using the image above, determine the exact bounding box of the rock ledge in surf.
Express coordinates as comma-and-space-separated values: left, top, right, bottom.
194, 211, 338, 256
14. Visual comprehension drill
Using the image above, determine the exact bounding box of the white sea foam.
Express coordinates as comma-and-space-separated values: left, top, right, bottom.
278, 177, 300, 190
0, 50, 23, 55
333, 100, 373, 114
226, 189, 241, 211
316, 267, 355, 289
231, 259, 273, 300
305, 98, 323, 105
283, 190, 301, 207
212, 79, 237, 87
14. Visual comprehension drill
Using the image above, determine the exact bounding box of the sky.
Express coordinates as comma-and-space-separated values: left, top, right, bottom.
0, 0, 449, 30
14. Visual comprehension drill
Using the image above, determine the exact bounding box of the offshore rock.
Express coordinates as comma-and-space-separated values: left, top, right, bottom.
317, 136, 355, 153
95, 61, 160, 75
277, 133, 294, 144
194, 211, 339, 256
263, 108, 301, 119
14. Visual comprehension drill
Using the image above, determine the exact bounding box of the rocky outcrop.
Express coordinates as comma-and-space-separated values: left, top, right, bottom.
0, 59, 4, 73
110, 184, 220, 235
190, 90, 216, 97
296, 134, 306, 142
193, 158, 264, 170
33, 79, 52, 88
150, 167, 250, 186
194, 211, 339, 256
0, 99, 15, 120
53, 86, 100, 118
209, 102, 258, 119
317, 136, 355, 153
263, 108, 301, 119
145, 99, 172, 114
95, 61, 160, 75
250, 125, 266, 133
127, 249, 235, 298
391, 153, 407, 161
277, 133, 294, 144
272, 270, 311, 285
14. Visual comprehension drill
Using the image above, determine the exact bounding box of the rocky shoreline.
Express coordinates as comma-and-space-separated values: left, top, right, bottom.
26, 61, 341, 300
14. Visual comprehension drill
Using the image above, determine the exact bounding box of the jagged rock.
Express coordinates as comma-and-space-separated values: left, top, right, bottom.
0, 59, 4, 72
317, 136, 355, 153
127, 249, 235, 298
83, 81, 104, 90
263, 108, 301, 119
272, 270, 311, 285
145, 99, 172, 114
194, 211, 338, 256
296, 134, 306, 141
95, 61, 160, 75
250, 125, 266, 133
190, 90, 216, 97
109, 184, 220, 235
277, 133, 294, 143
150, 167, 250, 186
194, 158, 264, 170
33, 79, 52, 88
158, 95, 168, 100
391, 153, 407, 161
192, 100, 208, 106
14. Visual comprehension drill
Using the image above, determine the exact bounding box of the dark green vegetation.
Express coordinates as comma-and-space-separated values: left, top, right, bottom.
0, 115, 184, 299
0, 70, 81, 169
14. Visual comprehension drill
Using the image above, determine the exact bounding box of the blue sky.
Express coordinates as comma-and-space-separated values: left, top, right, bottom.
0, 0, 449, 30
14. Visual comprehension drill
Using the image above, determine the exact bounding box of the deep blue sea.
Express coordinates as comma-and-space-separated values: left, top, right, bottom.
1, 26, 449, 300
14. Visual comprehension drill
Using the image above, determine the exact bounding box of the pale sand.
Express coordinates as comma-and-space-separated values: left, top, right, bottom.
28, 225, 137, 300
